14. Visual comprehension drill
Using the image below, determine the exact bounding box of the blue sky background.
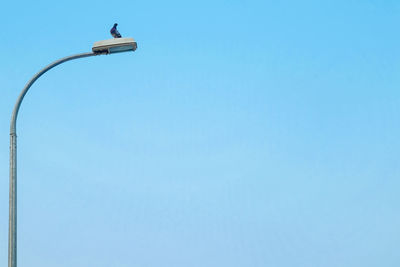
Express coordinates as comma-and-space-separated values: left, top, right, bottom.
0, 0, 400, 266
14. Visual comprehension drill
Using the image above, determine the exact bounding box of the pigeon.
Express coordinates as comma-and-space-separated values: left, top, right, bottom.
110, 23, 122, 38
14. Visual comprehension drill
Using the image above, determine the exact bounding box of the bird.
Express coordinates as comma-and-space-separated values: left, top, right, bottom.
110, 23, 122, 38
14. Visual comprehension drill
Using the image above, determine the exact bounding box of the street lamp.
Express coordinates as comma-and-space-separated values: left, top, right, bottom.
8, 37, 137, 267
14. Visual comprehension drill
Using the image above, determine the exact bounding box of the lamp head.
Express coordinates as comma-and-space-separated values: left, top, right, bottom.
92, 37, 137, 54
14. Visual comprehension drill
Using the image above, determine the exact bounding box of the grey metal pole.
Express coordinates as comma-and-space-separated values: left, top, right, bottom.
9, 52, 97, 267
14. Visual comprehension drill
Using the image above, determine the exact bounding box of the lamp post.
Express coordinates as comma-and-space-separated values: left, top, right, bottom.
8, 37, 137, 267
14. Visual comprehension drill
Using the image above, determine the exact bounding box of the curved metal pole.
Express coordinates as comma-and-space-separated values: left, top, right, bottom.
9, 52, 97, 267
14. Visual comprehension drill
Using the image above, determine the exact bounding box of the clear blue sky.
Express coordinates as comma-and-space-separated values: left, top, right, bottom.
1, 0, 399, 266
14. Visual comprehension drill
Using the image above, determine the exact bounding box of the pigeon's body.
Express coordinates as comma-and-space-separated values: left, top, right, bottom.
110, 23, 122, 38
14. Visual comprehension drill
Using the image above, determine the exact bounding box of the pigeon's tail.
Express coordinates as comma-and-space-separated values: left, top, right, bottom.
111, 32, 122, 38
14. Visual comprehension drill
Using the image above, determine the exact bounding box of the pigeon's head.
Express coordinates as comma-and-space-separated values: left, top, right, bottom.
114, 23, 118, 27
